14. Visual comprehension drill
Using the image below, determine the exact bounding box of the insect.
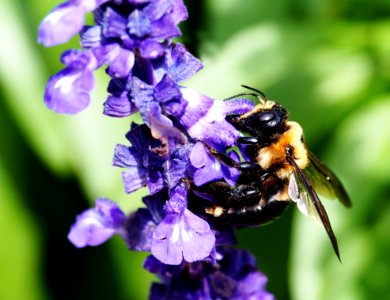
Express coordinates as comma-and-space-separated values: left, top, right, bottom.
194, 85, 351, 260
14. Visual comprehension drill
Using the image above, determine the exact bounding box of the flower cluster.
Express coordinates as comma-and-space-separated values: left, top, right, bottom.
39, 0, 274, 298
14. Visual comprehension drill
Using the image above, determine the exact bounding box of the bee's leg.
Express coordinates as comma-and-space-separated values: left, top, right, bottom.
202, 142, 260, 172
226, 115, 258, 135
237, 136, 258, 145
226, 114, 246, 131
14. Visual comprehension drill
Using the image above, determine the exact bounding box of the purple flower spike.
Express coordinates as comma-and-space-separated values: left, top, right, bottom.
151, 186, 215, 265
44, 50, 97, 114
68, 198, 126, 248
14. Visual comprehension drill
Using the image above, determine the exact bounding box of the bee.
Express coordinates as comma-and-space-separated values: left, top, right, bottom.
194, 85, 351, 260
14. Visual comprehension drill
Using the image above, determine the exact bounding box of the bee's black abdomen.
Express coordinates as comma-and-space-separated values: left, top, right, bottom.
214, 200, 290, 227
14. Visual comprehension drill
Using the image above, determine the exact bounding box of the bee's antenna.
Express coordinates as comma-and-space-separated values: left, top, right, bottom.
223, 85, 268, 104
241, 84, 267, 103
224, 92, 259, 101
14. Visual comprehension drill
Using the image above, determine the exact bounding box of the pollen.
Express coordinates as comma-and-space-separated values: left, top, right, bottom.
206, 206, 224, 217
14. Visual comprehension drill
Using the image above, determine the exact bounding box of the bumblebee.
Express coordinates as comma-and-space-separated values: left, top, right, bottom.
194, 85, 351, 260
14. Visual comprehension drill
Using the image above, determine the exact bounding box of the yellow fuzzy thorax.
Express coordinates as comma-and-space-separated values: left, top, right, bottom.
238, 100, 276, 120
256, 121, 308, 179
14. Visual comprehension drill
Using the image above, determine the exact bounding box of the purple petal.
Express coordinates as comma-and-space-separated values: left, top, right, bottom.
147, 169, 165, 194
38, 2, 86, 47
154, 74, 181, 104
190, 143, 224, 186
143, 192, 167, 224
140, 40, 165, 59
170, 0, 189, 24
223, 98, 255, 115
68, 198, 126, 248
222, 150, 240, 186
125, 122, 162, 151
235, 272, 273, 299
131, 77, 154, 116
143, 0, 172, 21
168, 43, 203, 82
157, 43, 203, 83
179, 88, 240, 147
113, 144, 142, 167
151, 209, 215, 265
164, 185, 187, 214
122, 169, 148, 193
102, 7, 128, 38
127, 9, 152, 38
189, 142, 208, 168
125, 208, 156, 251
61, 49, 97, 68
149, 105, 186, 143
128, 0, 151, 4
44, 67, 94, 114
163, 146, 190, 188
149, 14, 181, 39
103, 93, 136, 117
80, 26, 101, 48
181, 209, 216, 262
107, 48, 135, 78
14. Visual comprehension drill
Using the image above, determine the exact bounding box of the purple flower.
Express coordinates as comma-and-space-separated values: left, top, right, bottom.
44, 50, 97, 114
125, 191, 166, 251
103, 42, 202, 119
152, 43, 203, 83
125, 0, 188, 52
104, 75, 138, 117
68, 198, 126, 248
38, 0, 109, 47
130, 75, 187, 141
113, 123, 166, 194
151, 185, 215, 265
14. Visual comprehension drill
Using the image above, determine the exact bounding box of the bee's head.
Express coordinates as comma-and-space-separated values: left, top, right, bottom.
233, 101, 288, 141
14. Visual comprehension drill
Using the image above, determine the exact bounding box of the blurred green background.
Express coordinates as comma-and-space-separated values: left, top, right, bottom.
1, 0, 389, 299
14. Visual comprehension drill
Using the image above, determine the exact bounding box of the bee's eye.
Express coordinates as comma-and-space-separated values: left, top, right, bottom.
258, 112, 275, 123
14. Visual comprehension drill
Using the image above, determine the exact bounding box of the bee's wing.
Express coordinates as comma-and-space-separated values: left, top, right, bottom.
288, 173, 319, 221
305, 151, 351, 208
287, 157, 340, 260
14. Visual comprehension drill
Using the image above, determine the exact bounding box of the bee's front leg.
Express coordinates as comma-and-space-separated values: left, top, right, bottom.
237, 136, 259, 145
201, 142, 260, 172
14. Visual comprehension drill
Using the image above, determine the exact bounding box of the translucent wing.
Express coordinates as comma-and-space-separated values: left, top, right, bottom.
304, 151, 351, 207
287, 156, 341, 260
288, 173, 320, 222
